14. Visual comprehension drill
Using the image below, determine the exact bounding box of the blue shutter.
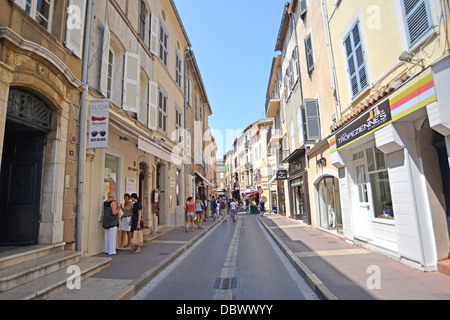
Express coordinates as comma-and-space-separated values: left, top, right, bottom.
401, 0, 433, 47
344, 21, 368, 98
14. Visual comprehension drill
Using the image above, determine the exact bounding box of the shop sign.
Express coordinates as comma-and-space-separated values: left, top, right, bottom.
329, 67, 436, 153
277, 170, 288, 180
88, 99, 110, 149
335, 99, 391, 149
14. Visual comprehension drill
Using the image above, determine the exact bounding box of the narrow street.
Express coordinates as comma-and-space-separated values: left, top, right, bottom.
133, 213, 318, 300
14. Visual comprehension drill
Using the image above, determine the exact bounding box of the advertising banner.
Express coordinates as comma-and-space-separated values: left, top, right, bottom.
88, 99, 110, 149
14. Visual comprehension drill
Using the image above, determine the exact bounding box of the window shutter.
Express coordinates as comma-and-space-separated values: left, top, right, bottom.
344, 21, 368, 98
304, 99, 321, 141
150, 15, 159, 55
305, 33, 314, 72
65, 0, 87, 58
186, 129, 191, 162
150, 15, 159, 56
401, 0, 433, 47
299, 0, 308, 16
15, 0, 27, 10
290, 121, 296, 152
122, 52, 140, 113
148, 81, 158, 130
99, 22, 111, 97
297, 107, 305, 147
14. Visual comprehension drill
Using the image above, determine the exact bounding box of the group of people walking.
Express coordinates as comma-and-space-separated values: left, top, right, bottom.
184, 196, 240, 232
103, 191, 143, 255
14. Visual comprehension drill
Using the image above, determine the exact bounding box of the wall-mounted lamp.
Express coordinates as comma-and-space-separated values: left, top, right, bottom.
399, 51, 425, 70
316, 157, 327, 167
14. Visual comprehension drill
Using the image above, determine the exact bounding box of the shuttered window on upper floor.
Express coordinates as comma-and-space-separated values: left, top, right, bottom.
401, 0, 433, 47
343, 20, 368, 99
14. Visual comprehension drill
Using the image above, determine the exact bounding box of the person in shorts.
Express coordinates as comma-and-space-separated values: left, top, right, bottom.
229, 199, 237, 222
195, 196, 205, 229
184, 197, 195, 232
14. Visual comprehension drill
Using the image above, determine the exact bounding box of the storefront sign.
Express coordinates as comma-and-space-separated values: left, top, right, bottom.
335, 99, 391, 149
277, 170, 288, 180
329, 67, 436, 153
88, 99, 110, 149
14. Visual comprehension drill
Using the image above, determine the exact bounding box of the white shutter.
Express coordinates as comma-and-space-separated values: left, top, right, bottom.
15, 0, 27, 10
122, 52, 140, 113
150, 15, 159, 55
65, 0, 87, 59
148, 81, 158, 130
297, 107, 305, 147
99, 22, 111, 97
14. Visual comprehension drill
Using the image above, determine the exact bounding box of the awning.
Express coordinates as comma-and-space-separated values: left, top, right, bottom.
138, 136, 183, 165
195, 172, 215, 188
282, 148, 306, 164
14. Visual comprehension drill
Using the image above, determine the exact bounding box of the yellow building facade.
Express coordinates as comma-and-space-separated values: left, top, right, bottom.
326, 0, 450, 271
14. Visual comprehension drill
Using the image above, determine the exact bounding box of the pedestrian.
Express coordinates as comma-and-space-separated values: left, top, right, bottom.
210, 196, 217, 220
195, 196, 204, 229
204, 197, 209, 219
220, 199, 228, 222
184, 196, 195, 232
230, 198, 237, 222
130, 193, 143, 254
119, 193, 133, 250
259, 200, 266, 217
103, 191, 120, 255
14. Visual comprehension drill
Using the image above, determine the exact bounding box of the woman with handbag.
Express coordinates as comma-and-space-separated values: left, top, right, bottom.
130, 193, 143, 254
103, 191, 120, 255
118, 193, 133, 250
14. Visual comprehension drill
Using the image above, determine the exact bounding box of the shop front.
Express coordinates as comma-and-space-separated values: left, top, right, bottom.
329, 64, 450, 271
283, 149, 311, 223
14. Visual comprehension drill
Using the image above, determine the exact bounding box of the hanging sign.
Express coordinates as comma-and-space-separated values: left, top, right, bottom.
88, 99, 110, 149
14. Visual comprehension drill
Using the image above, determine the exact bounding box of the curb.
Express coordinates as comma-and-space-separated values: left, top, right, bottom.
111, 219, 222, 300
258, 217, 339, 300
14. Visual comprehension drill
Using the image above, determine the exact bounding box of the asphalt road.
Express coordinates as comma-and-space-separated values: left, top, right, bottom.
133, 213, 318, 300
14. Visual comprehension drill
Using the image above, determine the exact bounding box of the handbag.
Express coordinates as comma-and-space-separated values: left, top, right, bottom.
132, 230, 143, 247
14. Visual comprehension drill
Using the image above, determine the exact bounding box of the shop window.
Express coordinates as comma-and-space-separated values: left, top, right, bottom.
104, 154, 121, 201
367, 147, 393, 220
317, 177, 343, 233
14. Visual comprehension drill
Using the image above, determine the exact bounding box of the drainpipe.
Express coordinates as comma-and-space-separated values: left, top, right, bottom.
76, 0, 94, 252
322, 0, 341, 120
184, 48, 191, 202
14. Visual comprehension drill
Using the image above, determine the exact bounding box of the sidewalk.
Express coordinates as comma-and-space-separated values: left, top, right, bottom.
50, 217, 221, 300
259, 213, 450, 300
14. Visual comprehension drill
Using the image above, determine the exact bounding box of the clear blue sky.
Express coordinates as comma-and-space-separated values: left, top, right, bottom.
173, 0, 287, 158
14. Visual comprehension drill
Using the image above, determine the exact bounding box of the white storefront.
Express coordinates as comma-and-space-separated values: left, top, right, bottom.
329, 63, 450, 271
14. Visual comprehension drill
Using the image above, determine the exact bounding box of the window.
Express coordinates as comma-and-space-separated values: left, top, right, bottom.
158, 88, 168, 133
175, 52, 183, 88
104, 154, 121, 202
304, 99, 321, 141
17, 0, 54, 30
305, 33, 315, 72
176, 170, 180, 206
344, 20, 368, 98
366, 147, 394, 220
106, 50, 114, 99
401, 0, 433, 47
159, 22, 169, 67
139, 0, 147, 40
175, 106, 182, 142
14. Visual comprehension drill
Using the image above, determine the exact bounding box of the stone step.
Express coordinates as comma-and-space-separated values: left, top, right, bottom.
0, 251, 81, 292
0, 256, 111, 300
0, 243, 65, 269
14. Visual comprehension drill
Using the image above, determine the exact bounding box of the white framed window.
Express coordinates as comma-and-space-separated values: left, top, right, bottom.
158, 88, 168, 133
175, 105, 182, 143
305, 32, 315, 72
106, 50, 114, 99
343, 20, 369, 99
175, 51, 183, 88
16, 0, 55, 30
159, 22, 169, 67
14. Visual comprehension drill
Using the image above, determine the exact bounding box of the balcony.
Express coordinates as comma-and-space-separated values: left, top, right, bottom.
266, 98, 280, 118
267, 122, 283, 149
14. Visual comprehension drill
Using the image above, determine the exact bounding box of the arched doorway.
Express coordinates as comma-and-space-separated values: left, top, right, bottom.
317, 176, 343, 234
0, 88, 52, 245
